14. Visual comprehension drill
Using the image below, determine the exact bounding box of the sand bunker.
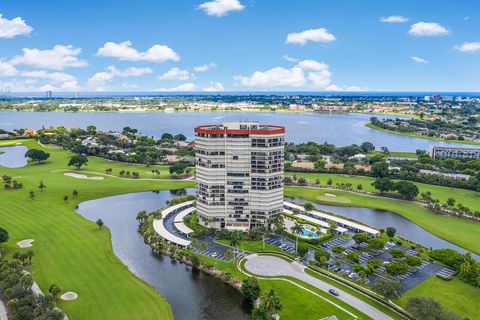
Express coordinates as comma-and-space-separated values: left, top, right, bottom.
61, 292, 78, 301
17, 239, 34, 248
324, 193, 337, 197
64, 172, 103, 180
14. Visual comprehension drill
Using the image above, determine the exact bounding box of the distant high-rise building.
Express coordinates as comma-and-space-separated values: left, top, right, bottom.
46, 90, 53, 98
195, 121, 285, 230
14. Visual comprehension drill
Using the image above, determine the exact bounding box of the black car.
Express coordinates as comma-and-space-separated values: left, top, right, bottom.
328, 289, 339, 296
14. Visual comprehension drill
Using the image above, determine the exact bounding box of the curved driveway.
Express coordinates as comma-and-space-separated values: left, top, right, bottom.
244, 255, 394, 320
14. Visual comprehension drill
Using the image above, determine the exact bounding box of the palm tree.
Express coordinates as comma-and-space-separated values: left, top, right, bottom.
48, 284, 61, 300
191, 237, 198, 248
96, 219, 104, 229
29, 190, 35, 200
20, 274, 34, 290
291, 222, 304, 253
200, 242, 208, 251
25, 249, 35, 265
225, 249, 233, 261
358, 270, 367, 285
261, 289, 283, 317
38, 180, 46, 192
230, 231, 242, 258
257, 225, 268, 250
328, 220, 338, 235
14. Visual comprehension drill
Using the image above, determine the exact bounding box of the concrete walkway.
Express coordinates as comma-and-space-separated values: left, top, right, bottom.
0, 299, 7, 320
244, 255, 394, 320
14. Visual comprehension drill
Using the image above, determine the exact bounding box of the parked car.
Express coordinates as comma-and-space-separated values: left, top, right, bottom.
328, 289, 339, 296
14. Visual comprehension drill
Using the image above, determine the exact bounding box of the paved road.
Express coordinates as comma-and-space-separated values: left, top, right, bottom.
0, 300, 6, 320
244, 255, 394, 320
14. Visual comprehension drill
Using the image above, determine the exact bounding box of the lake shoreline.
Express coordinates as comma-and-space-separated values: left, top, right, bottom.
365, 123, 480, 146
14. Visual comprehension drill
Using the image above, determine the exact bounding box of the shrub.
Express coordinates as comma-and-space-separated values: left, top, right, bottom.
314, 249, 331, 263
429, 248, 463, 270
297, 242, 308, 256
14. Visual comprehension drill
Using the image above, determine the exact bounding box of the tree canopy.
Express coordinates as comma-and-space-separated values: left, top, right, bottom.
25, 149, 50, 163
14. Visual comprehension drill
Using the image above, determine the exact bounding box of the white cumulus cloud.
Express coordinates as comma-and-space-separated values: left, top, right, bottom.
410, 56, 429, 64
0, 60, 18, 76
10, 45, 88, 70
194, 63, 217, 73
234, 66, 306, 88
156, 82, 197, 91
380, 15, 408, 23
408, 22, 449, 36
282, 55, 298, 62
0, 14, 33, 38
158, 67, 191, 80
233, 59, 363, 91
97, 41, 180, 63
88, 65, 152, 88
286, 28, 336, 45
203, 82, 224, 91
198, 0, 244, 17
325, 85, 365, 91
455, 41, 480, 53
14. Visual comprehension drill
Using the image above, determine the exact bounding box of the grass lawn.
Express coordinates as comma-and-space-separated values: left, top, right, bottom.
261, 279, 360, 320
199, 254, 361, 319
0, 139, 195, 320
285, 172, 480, 210
304, 268, 404, 320
396, 277, 480, 319
367, 150, 417, 159
365, 123, 480, 146
284, 186, 480, 255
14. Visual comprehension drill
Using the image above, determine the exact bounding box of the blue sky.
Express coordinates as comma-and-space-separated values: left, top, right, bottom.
0, 0, 479, 92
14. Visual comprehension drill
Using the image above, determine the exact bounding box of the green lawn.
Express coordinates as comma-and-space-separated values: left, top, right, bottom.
0, 139, 195, 320
396, 277, 480, 319
284, 186, 480, 255
367, 150, 417, 159
304, 268, 404, 320
285, 172, 480, 209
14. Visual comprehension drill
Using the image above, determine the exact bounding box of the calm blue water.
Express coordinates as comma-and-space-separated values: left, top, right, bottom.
0, 111, 475, 151
0, 145, 28, 168
302, 229, 319, 239
77, 190, 249, 320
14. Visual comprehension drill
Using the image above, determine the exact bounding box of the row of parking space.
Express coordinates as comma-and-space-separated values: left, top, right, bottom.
405, 248, 418, 256
266, 237, 296, 254
191, 248, 232, 262
437, 267, 455, 278
326, 264, 368, 284
417, 259, 431, 270
322, 237, 349, 249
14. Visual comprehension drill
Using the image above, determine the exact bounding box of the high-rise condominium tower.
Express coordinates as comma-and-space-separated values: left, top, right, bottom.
195, 121, 285, 230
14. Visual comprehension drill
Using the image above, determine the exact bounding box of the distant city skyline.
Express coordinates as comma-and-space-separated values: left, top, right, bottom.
0, 0, 479, 92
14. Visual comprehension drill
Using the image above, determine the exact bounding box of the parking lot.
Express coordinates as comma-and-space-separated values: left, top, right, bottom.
265, 234, 297, 254
194, 232, 245, 261
320, 236, 456, 290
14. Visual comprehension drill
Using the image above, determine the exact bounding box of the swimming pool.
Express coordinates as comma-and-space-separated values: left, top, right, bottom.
302, 229, 318, 239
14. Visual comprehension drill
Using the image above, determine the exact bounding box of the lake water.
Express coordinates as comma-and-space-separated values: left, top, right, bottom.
0, 111, 475, 151
0, 145, 28, 168
77, 190, 249, 320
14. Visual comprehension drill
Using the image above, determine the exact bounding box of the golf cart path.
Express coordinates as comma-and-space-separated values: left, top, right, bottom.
244, 255, 393, 320
0, 299, 7, 320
